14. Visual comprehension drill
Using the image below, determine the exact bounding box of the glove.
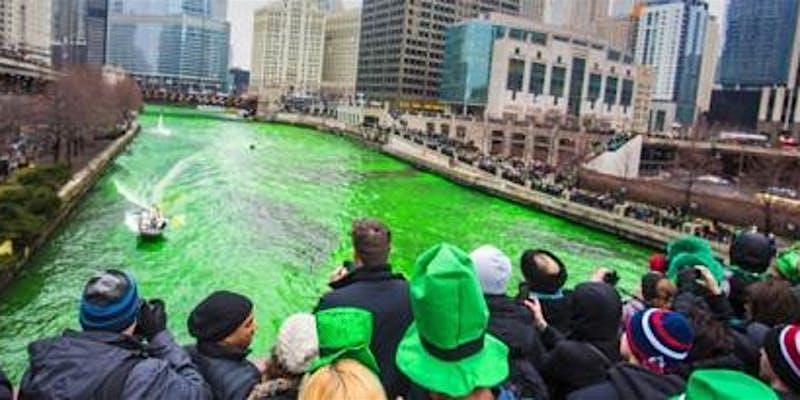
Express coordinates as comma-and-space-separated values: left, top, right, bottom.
137, 299, 167, 340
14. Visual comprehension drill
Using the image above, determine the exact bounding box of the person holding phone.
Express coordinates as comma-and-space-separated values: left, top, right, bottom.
19, 269, 212, 400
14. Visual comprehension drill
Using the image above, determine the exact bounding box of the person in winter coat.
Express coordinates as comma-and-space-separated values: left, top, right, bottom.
566, 309, 693, 400
186, 291, 262, 400
0, 367, 11, 400
19, 269, 211, 400
526, 280, 622, 398
471, 245, 548, 399
761, 324, 800, 400
620, 272, 675, 329
728, 232, 776, 318
734, 279, 800, 347
315, 219, 411, 398
519, 249, 572, 332
248, 313, 318, 400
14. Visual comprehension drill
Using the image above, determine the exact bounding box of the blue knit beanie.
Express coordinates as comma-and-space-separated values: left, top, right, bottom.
626, 309, 694, 374
80, 269, 141, 332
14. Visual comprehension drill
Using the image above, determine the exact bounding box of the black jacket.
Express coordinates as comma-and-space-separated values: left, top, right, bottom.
0, 367, 11, 400
533, 289, 572, 334
315, 264, 412, 398
566, 364, 685, 400
186, 342, 260, 400
485, 295, 548, 399
541, 282, 622, 398
19, 330, 211, 400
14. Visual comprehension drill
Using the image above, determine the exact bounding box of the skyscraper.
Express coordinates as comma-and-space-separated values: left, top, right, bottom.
52, 0, 109, 69
0, 0, 52, 65
635, 0, 709, 131
519, 0, 546, 22
569, 0, 610, 30
711, 0, 800, 137
106, 0, 230, 92
356, 0, 520, 105
610, 0, 638, 16
322, 9, 360, 98
250, 0, 325, 98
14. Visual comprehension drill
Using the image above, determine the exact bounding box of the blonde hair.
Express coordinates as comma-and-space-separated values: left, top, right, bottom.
298, 359, 387, 400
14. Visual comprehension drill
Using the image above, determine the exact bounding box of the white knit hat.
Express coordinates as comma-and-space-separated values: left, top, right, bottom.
470, 245, 512, 295
274, 313, 318, 374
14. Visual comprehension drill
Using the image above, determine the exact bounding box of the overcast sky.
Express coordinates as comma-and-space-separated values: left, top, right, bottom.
228, 0, 728, 70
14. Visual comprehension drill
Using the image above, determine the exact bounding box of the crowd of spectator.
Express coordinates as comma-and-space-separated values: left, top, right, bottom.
2, 219, 800, 400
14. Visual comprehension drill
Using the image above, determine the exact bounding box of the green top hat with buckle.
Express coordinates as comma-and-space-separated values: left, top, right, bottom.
396, 243, 509, 398
308, 307, 379, 375
670, 369, 778, 400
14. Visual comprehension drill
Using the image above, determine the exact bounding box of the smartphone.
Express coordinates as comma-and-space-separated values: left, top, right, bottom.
518, 284, 531, 301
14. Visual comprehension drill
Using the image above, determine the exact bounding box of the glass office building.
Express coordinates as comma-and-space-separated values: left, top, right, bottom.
440, 21, 497, 106
107, 0, 230, 92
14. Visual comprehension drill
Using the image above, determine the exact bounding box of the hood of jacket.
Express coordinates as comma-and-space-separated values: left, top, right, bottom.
607, 363, 685, 400
569, 282, 622, 342
485, 295, 535, 357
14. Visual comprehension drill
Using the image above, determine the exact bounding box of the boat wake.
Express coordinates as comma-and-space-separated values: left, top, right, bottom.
153, 114, 172, 136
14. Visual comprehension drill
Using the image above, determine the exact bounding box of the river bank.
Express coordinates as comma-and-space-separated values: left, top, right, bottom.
268, 112, 728, 256
0, 122, 141, 292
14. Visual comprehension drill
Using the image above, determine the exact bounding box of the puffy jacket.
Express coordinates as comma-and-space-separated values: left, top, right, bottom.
567, 363, 685, 400
19, 329, 212, 400
187, 342, 260, 400
315, 264, 412, 399
0, 367, 11, 400
485, 295, 548, 399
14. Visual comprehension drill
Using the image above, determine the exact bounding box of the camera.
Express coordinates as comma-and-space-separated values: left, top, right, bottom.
603, 270, 620, 286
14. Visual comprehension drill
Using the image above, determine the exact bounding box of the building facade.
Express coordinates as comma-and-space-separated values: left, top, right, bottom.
520, 0, 546, 22
356, 0, 520, 105
635, 0, 709, 131
322, 8, 360, 98
441, 13, 643, 133
250, 0, 325, 101
0, 0, 52, 65
610, 0, 638, 16
106, 0, 230, 92
695, 14, 718, 115
51, 0, 109, 69
228, 67, 250, 96
711, 0, 800, 137
595, 14, 638, 55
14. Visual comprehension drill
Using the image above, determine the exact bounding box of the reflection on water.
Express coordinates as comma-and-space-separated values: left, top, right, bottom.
0, 106, 650, 379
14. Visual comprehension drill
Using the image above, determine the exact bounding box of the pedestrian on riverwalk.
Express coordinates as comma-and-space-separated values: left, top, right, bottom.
18, 269, 212, 399
315, 218, 412, 398
187, 290, 263, 400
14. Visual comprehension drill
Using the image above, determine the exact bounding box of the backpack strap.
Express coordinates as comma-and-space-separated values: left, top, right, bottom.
93, 356, 142, 400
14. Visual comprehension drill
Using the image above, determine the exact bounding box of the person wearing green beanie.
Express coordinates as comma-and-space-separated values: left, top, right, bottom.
309, 307, 379, 375
672, 369, 779, 400
396, 243, 510, 400
775, 248, 800, 285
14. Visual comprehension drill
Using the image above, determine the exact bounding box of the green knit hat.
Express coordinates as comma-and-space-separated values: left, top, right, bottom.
308, 307, 379, 375
777, 250, 800, 284
671, 369, 778, 400
396, 243, 509, 398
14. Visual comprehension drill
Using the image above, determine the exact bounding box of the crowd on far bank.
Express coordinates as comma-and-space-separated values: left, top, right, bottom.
3, 218, 800, 400
396, 128, 739, 244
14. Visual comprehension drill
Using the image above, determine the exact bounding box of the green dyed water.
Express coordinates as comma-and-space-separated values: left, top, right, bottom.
0, 106, 650, 379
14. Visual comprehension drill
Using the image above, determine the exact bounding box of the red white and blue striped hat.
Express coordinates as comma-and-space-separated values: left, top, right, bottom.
626, 308, 694, 374
765, 324, 800, 393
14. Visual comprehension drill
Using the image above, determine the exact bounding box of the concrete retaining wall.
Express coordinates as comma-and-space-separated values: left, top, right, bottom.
0, 123, 141, 292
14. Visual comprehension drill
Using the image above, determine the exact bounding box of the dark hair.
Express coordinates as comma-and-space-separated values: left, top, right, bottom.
746, 279, 800, 326
520, 249, 567, 293
686, 306, 734, 362
641, 272, 675, 308
351, 219, 391, 267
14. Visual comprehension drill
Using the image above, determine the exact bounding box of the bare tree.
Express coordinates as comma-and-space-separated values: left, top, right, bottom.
671, 125, 722, 214
740, 156, 800, 233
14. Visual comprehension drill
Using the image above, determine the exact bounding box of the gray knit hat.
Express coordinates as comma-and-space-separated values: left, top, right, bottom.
274, 313, 318, 374
470, 245, 512, 295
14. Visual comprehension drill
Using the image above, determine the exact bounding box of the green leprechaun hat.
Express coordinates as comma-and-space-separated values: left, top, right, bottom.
396, 243, 509, 398
308, 307, 379, 375
670, 369, 778, 400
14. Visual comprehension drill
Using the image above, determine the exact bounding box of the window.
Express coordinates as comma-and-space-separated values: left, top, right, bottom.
550, 66, 566, 98
588, 74, 602, 102
620, 79, 634, 107
529, 62, 546, 95
506, 59, 525, 92
567, 58, 586, 116
530, 31, 547, 45
604, 76, 618, 105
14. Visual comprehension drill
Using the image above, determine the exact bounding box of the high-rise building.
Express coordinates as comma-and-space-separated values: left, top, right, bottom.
595, 14, 637, 55
635, 0, 709, 131
0, 0, 52, 65
543, 0, 572, 25
520, 0, 546, 22
51, 0, 109, 69
356, 0, 520, 105
696, 15, 718, 115
106, 0, 230, 91
710, 0, 800, 137
250, 0, 325, 99
569, 0, 610, 30
610, 0, 638, 16
322, 9, 360, 98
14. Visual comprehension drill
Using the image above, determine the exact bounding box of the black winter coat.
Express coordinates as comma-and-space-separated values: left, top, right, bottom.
566, 364, 685, 400
186, 343, 260, 400
0, 367, 11, 400
485, 295, 548, 399
532, 289, 572, 334
19, 330, 211, 400
315, 264, 412, 399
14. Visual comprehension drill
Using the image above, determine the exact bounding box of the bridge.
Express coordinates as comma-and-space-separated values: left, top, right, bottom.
644, 137, 800, 159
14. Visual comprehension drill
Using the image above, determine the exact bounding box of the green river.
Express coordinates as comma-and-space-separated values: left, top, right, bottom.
0, 106, 650, 379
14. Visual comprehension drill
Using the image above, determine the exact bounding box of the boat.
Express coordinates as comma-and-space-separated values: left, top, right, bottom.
138, 207, 167, 238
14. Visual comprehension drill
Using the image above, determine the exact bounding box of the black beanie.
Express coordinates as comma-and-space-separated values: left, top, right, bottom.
730, 232, 774, 274
188, 291, 253, 342
764, 325, 800, 394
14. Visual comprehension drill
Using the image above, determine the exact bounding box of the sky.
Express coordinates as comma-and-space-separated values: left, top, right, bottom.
228, 0, 728, 70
